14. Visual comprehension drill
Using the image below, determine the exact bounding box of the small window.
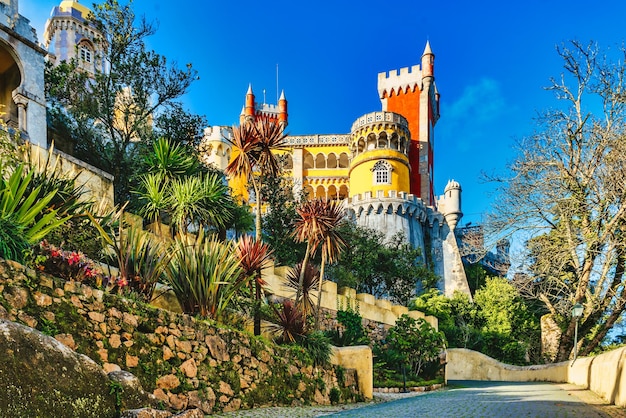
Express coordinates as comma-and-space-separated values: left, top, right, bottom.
80, 46, 92, 63
372, 160, 392, 185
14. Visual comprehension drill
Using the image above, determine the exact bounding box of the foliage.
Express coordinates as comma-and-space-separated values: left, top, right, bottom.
284, 262, 320, 318
292, 199, 345, 324
0, 163, 70, 262
134, 138, 236, 236
413, 280, 542, 365
327, 223, 438, 303
226, 117, 288, 241
163, 231, 246, 319
261, 174, 306, 266
45, 217, 104, 261
486, 41, 626, 361
325, 305, 369, 347
0, 217, 29, 263
267, 300, 305, 344
33, 240, 108, 286
383, 315, 446, 378
236, 235, 274, 335
88, 207, 169, 300
299, 331, 332, 367
44, 0, 200, 204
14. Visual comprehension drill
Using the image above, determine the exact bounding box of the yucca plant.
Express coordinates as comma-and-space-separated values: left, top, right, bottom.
163, 231, 247, 320
226, 117, 288, 241
285, 262, 320, 319
292, 198, 345, 325
0, 163, 69, 262
236, 235, 274, 335
268, 299, 305, 344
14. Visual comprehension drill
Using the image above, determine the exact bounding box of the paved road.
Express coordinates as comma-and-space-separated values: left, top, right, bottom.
217, 381, 625, 417
328, 381, 623, 418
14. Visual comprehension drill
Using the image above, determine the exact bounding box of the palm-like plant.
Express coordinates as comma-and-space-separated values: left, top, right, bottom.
226, 117, 287, 241
268, 299, 305, 344
145, 137, 199, 178
163, 231, 247, 320
314, 200, 345, 329
236, 235, 274, 335
292, 199, 345, 315
285, 262, 320, 319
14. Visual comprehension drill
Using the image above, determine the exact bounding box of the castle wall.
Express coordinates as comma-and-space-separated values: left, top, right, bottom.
0, 3, 47, 148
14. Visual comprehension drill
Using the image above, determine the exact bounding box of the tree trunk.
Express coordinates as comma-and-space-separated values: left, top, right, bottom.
254, 271, 262, 336
314, 253, 326, 331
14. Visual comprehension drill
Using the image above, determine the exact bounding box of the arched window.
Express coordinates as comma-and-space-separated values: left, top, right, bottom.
378, 132, 387, 149
372, 160, 392, 185
303, 152, 314, 169
315, 153, 326, 169
282, 153, 293, 170
339, 153, 349, 168
327, 153, 337, 168
339, 185, 349, 199
328, 185, 337, 199
366, 133, 377, 150
315, 185, 326, 199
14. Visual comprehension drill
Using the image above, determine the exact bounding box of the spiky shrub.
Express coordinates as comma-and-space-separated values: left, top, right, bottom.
113, 226, 169, 300
163, 231, 246, 320
236, 235, 274, 335
0, 217, 29, 262
0, 163, 69, 262
285, 262, 320, 318
300, 331, 332, 367
268, 299, 306, 344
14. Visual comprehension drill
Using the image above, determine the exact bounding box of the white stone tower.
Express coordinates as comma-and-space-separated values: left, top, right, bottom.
43, 0, 106, 76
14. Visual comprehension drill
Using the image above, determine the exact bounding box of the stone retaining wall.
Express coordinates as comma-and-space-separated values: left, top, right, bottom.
446, 347, 626, 408
0, 259, 361, 415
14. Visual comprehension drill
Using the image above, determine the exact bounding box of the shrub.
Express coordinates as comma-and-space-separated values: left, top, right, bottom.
325, 305, 369, 347
163, 231, 246, 320
382, 315, 446, 378
300, 331, 332, 367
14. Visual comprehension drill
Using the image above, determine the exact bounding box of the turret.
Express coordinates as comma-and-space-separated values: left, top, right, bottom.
421, 40, 434, 80
439, 179, 462, 230
278, 89, 288, 127
240, 84, 255, 125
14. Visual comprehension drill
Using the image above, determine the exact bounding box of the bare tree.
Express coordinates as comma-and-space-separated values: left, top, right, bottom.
487, 40, 626, 361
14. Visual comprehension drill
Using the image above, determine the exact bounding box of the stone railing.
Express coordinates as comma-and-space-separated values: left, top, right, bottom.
446, 347, 626, 408
28, 143, 115, 210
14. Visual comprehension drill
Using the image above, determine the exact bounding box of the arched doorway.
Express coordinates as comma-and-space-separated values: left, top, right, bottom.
0, 41, 22, 129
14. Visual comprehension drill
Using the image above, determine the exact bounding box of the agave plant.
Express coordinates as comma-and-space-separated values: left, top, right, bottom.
236, 235, 274, 335
163, 231, 247, 320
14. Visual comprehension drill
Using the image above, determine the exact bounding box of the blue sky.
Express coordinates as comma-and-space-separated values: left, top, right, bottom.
21, 0, 626, 226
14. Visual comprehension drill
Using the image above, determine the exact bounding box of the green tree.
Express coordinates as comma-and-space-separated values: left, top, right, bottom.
327, 223, 437, 302
261, 175, 306, 266
487, 41, 626, 361
45, 0, 200, 204
385, 315, 446, 378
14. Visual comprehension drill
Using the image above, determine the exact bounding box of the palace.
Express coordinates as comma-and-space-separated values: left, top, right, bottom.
202, 43, 471, 296
0, 0, 471, 296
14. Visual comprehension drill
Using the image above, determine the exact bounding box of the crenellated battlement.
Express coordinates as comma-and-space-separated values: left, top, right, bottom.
285, 134, 351, 146
377, 65, 423, 98
350, 111, 409, 133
